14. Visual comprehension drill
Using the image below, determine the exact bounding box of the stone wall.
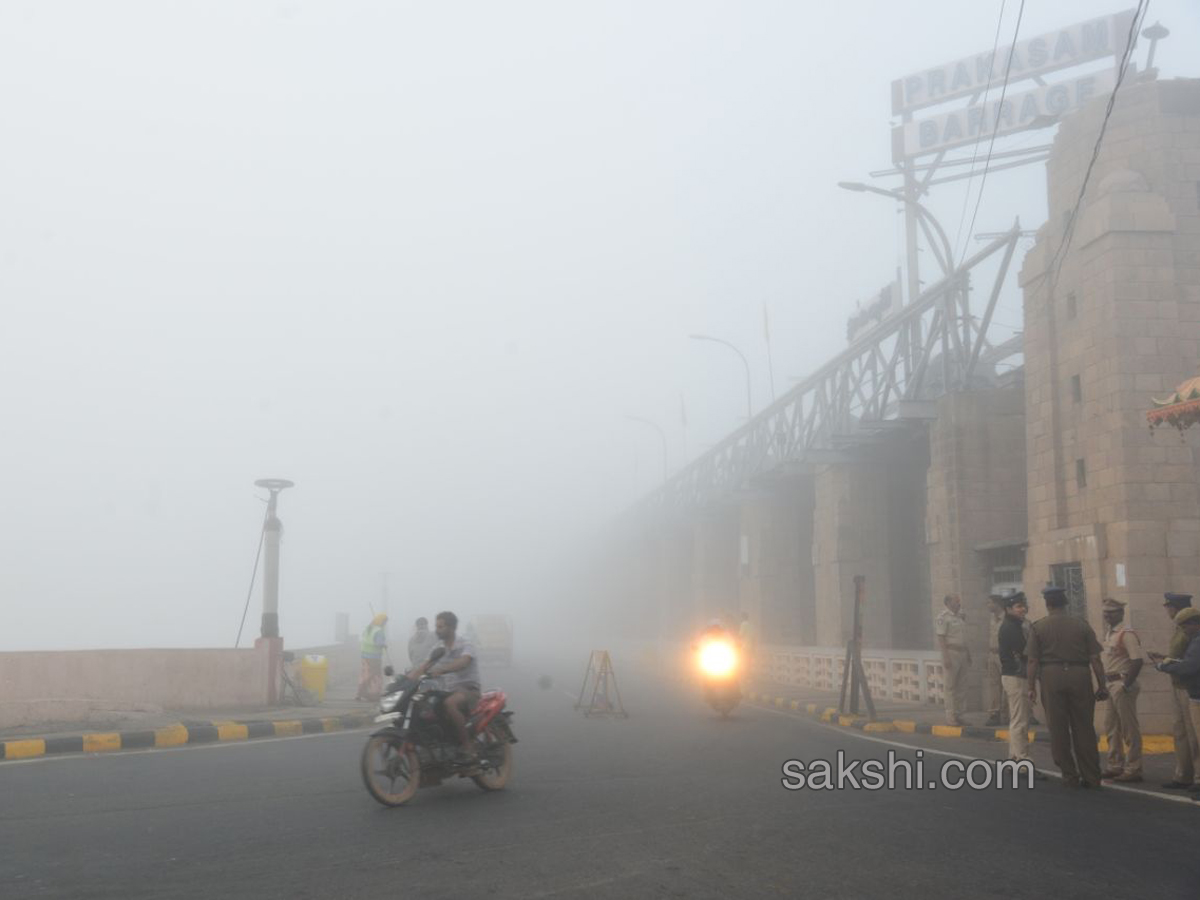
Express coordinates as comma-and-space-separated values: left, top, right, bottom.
1021, 77, 1200, 733
0, 645, 271, 727
925, 386, 1028, 707
738, 479, 816, 646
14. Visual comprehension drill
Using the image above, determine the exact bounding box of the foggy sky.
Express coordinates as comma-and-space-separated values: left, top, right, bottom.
3, 1, 1197, 651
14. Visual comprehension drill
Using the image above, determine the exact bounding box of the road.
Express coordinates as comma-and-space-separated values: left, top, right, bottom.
2, 661, 1197, 899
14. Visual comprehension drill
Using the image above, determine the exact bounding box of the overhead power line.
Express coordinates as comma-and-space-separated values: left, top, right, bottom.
957, 0, 1027, 269
1044, 0, 1150, 294
951, 0, 1008, 264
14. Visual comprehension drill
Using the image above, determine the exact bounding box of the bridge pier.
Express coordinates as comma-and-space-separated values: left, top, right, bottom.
737, 479, 816, 646
691, 506, 740, 627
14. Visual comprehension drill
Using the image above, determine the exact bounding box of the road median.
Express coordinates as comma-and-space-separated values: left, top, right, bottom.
0, 711, 373, 762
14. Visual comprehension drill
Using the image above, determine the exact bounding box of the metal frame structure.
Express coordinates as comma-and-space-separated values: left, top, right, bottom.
641, 224, 1023, 513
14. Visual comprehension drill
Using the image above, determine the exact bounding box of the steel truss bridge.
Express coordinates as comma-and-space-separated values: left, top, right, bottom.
645, 223, 1024, 512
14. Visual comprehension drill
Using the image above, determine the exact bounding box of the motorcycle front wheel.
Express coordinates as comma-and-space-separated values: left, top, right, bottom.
471, 726, 514, 792
361, 735, 421, 807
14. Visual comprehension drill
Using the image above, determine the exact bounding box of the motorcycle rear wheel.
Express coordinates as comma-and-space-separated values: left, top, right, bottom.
471, 727, 513, 791
714, 697, 740, 717
361, 736, 421, 807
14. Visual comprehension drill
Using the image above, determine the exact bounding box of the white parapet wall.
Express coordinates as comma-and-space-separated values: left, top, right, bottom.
0, 646, 271, 728
754, 644, 947, 706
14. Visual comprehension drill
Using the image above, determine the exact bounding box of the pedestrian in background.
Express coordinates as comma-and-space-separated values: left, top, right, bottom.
935, 594, 970, 726
1026, 586, 1108, 788
998, 592, 1033, 764
356, 613, 388, 702
1099, 598, 1144, 783
409, 616, 439, 666
986, 594, 1006, 726
1154, 592, 1200, 791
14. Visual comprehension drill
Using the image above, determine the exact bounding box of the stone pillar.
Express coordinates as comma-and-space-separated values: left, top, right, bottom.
1021, 77, 1200, 734
925, 386, 1028, 710
737, 478, 816, 647
812, 461, 894, 648
692, 506, 740, 628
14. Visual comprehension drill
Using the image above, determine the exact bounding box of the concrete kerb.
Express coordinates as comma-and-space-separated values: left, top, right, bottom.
0, 711, 374, 762
744, 690, 1177, 753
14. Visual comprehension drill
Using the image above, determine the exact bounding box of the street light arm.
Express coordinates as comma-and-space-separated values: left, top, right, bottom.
624, 415, 668, 482
838, 179, 955, 279
689, 334, 753, 418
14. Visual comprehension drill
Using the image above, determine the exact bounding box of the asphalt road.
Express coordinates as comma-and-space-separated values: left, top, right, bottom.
2, 662, 1198, 900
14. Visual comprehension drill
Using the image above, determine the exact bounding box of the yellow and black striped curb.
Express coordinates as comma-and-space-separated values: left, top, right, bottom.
0, 712, 373, 762
744, 690, 1176, 754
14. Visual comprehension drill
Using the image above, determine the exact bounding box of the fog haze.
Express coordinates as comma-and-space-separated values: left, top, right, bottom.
3, 1, 1197, 651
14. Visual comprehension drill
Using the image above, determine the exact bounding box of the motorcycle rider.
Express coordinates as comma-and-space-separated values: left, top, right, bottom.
699, 617, 734, 643
409, 611, 482, 765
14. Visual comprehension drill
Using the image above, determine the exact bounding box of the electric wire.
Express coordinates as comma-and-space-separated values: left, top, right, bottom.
234, 504, 270, 648
1043, 0, 1150, 296
957, 0, 1027, 269
951, 0, 1008, 264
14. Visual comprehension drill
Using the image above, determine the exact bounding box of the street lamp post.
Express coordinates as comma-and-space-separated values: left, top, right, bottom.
689, 333, 753, 419
838, 180, 955, 292
253, 477, 293, 705
625, 415, 668, 483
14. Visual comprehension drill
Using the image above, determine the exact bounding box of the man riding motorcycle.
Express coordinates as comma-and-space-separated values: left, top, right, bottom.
694, 618, 743, 715
407, 610, 481, 765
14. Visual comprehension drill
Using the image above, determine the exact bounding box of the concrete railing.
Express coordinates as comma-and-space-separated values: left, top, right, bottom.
0, 646, 272, 728
754, 644, 946, 706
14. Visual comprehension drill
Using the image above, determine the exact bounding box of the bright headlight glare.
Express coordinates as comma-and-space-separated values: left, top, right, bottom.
698, 640, 738, 678
380, 692, 402, 712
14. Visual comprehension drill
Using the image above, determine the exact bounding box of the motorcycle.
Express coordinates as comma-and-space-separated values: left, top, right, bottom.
696, 632, 742, 716
360, 654, 518, 807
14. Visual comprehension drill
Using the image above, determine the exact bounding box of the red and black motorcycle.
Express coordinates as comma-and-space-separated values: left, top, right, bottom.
360, 659, 517, 807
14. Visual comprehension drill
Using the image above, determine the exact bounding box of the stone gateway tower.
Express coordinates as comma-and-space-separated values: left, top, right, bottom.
1021, 77, 1200, 732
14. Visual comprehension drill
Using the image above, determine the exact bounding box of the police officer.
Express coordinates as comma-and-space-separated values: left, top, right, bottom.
998, 592, 1032, 762
1026, 586, 1109, 788
1152, 607, 1200, 800
1099, 598, 1144, 782
935, 594, 970, 726
1154, 593, 1200, 790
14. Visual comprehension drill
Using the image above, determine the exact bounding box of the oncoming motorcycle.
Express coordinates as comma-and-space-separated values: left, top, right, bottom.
695, 632, 742, 716
360, 653, 517, 807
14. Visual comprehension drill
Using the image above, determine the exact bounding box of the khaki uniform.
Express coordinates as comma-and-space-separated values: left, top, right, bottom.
935, 608, 969, 724
1027, 612, 1103, 787
1101, 623, 1143, 776
1166, 627, 1200, 784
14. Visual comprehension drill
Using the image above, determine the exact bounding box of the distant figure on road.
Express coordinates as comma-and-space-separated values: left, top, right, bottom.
935, 594, 970, 726
408, 617, 438, 667
1026, 586, 1108, 789
738, 612, 751, 644
356, 614, 388, 702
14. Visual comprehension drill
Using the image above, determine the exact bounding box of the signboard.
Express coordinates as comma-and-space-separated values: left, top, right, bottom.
891, 9, 1135, 115
847, 281, 901, 343
893, 68, 1117, 160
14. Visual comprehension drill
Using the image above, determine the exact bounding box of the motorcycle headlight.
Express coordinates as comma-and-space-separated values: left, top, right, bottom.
698, 640, 738, 678
379, 691, 402, 712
